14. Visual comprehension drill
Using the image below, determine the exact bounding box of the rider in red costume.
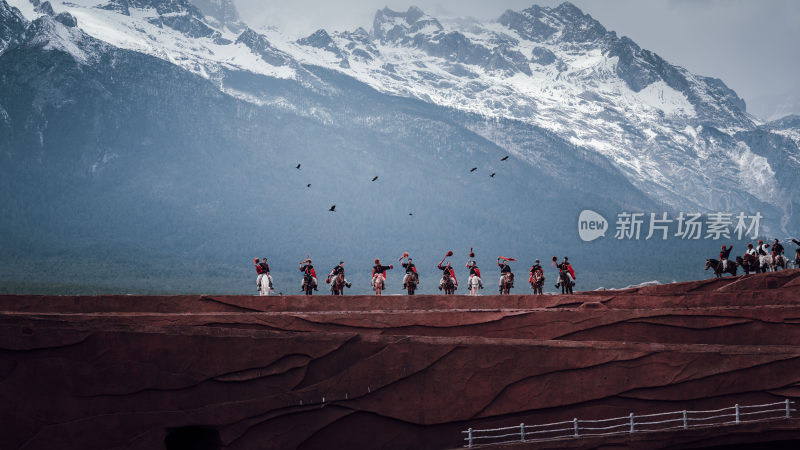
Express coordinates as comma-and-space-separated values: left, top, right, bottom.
437, 260, 458, 290
371, 259, 393, 290
299, 259, 318, 291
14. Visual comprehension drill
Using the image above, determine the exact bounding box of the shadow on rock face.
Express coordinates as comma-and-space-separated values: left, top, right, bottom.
165, 427, 221, 450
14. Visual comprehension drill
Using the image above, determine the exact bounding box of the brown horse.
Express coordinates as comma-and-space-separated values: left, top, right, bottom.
500, 272, 514, 295
737, 254, 760, 275
705, 258, 738, 278
302, 272, 315, 295
441, 272, 456, 295
530, 269, 544, 295
330, 273, 346, 295
406, 272, 418, 295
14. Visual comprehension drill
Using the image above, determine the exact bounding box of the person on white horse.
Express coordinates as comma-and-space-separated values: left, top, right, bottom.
254, 257, 274, 295
770, 238, 788, 269
757, 239, 771, 267
466, 257, 483, 294
400, 254, 419, 289
437, 260, 458, 291
371, 259, 393, 291
327, 261, 352, 288
719, 245, 733, 271
299, 258, 318, 291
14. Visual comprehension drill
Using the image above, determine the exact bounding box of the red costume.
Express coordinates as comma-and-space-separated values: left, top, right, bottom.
372, 260, 393, 279
438, 263, 458, 285
299, 264, 317, 278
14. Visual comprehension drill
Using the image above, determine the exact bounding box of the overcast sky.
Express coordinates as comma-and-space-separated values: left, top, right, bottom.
233, 0, 800, 120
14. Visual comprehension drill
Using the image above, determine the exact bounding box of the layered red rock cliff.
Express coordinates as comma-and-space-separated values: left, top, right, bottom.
2, 270, 800, 449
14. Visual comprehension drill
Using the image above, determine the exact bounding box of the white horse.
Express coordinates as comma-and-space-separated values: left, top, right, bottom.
771, 254, 788, 271
372, 274, 386, 295
468, 275, 483, 296
257, 274, 273, 296
759, 254, 773, 272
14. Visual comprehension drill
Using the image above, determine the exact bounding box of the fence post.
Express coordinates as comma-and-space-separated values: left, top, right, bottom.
573, 418, 579, 437
786, 399, 791, 419
467, 428, 473, 448
735, 404, 740, 424
520, 423, 525, 442
629, 413, 635, 433
683, 410, 688, 429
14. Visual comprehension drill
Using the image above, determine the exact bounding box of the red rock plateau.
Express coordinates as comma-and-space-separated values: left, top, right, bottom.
3, 270, 800, 449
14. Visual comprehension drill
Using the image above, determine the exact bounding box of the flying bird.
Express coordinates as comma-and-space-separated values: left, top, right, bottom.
372, 176, 379, 181
469, 167, 477, 172
328, 205, 336, 212
306, 183, 311, 187
408, 212, 413, 216
490, 173, 496, 178
296, 164, 301, 169
500, 156, 509, 161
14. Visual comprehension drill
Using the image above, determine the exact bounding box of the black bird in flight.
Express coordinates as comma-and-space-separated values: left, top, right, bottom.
408, 212, 413, 216
296, 163, 301, 169
372, 176, 379, 181
490, 173, 496, 178
500, 156, 509, 161
306, 183, 311, 187
469, 167, 477, 172
328, 205, 336, 212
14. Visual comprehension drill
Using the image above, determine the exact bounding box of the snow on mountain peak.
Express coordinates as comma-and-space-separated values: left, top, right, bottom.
373, 5, 443, 42
0, 0, 27, 53
2, 0, 796, 224
189, 0, 242, 33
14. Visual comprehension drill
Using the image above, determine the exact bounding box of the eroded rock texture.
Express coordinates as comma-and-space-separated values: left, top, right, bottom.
2, 270, 800, 449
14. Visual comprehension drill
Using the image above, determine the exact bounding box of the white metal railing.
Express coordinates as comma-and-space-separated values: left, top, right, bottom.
462, 399, 795, 448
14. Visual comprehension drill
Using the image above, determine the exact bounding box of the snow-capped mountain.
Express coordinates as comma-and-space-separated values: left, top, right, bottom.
0, 0, 26, 52
7, 0, 796, 224
1, 0, 799, 293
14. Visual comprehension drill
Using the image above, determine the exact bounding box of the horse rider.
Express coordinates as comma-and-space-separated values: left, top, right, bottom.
371, 259, 393, 290
466, 258, 483, 289
401, 256, 419, 289
437, 260, 458, 290
757, 240, 770, 258
555, 257, 576, 288
497, 257, 514, 293
327, 261, 352, 288
745, 243, 757, 259
299, 258, 318, 291
772, 239, 785, 260
719, 245, 733, 270
254, 258, 273, 294
529, 259, 544, 281
794, 239, 800, 265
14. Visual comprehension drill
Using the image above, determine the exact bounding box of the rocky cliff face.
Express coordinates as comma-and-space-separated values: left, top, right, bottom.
3, 270, 800, 449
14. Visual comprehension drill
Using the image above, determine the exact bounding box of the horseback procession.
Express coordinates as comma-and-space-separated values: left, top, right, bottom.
706, 238, 799, 278
253, 248, 577, 296
258, 237, 798, 295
